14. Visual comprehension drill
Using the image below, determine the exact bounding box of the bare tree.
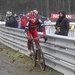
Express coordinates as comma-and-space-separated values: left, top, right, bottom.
68, 0, 71, 13
46, 0, 49, 16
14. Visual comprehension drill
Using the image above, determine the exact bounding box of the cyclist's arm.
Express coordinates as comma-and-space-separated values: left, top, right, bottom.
39, 19, 46, 36
25, 21, 29, 30
25, 21, 29, 38
38, 19, 47, 42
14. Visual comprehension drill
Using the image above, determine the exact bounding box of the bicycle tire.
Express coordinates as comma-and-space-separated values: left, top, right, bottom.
30, 41, 36, 67
37, 46, 45, 71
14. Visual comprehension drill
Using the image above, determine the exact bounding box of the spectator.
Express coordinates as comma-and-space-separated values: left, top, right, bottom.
44, 17, 51, 34
55, 10, 69, 36
33, 9, 46, 32
17, 16, 21, 29
33, 9, 46, 23
5, 11, 13, 27
5, 11, 18, 28
13, 13, 18, 28
21, 13, 28, 29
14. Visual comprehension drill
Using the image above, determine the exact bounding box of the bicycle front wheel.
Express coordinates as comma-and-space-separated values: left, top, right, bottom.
37, 47, 45, 71
30, 43, 36, 67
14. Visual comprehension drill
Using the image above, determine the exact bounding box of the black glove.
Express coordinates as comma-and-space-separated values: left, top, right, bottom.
25, 27, 29, 32
43, 36, 47, 42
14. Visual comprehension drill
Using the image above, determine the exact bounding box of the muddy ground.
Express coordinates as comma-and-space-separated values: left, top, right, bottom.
0, 42, 63, 75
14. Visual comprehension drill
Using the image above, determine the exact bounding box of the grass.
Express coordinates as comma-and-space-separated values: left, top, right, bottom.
0, 42, 63, 75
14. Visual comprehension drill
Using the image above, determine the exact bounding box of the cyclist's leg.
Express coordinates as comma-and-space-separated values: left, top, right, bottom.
34, 37, 45, 70
34, 39, 45, 70
27, 31, 32, 55
32, 29, 42, 61
27, 30, 36, 66
30, 28, 45, 70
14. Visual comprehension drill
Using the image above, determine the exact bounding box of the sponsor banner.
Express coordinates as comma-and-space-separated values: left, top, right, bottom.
51, 14, 75, 19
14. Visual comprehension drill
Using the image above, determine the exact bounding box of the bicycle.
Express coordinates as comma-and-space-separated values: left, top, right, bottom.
27, 37, 46, 71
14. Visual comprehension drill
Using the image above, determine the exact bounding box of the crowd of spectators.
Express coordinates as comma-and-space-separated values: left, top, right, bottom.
5, 10, 47, 30
5, 11, 27, 29
5, 10, 69, 36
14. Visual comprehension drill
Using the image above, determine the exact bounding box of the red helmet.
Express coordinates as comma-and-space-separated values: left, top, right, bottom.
29, 11, 36, 19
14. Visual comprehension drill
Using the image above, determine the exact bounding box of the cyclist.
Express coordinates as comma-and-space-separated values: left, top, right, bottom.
25, 11, 47, 62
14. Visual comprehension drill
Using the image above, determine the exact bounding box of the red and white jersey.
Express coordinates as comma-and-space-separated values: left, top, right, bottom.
26, 18, 43, 29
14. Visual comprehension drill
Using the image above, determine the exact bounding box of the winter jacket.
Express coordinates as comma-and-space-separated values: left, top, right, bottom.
21, 16, 27, 28
55, 10, 69, 36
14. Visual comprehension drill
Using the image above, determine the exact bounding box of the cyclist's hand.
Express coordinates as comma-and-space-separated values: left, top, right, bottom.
43, 36, 47, 43
25, 27, 29, 32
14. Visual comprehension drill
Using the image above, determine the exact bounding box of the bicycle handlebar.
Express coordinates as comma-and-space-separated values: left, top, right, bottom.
27, 36, 47, 43
24, 31, 47, 43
